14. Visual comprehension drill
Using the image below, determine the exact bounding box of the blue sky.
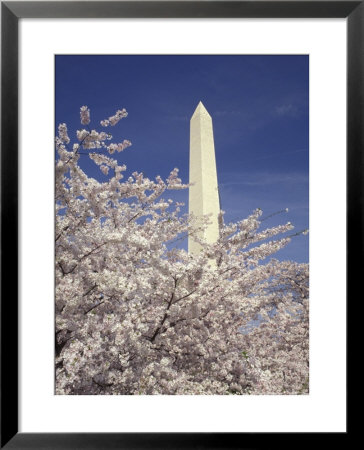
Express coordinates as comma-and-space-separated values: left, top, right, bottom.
56, 55, 309, 262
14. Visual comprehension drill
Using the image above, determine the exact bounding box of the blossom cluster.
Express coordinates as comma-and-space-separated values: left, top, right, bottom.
80, 106, 90, 125
55, 106, 309, 395
100, 108, 128, 127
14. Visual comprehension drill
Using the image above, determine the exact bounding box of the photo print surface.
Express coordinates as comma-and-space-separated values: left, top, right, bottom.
55, 55, 309, 395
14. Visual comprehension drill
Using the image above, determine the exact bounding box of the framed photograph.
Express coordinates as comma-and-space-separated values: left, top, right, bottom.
1, 1, 355, 448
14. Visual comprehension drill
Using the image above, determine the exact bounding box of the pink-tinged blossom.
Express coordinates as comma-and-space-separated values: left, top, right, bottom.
80, 106, 91, 125
58, 123, 70, 144
100, 108, 128, 127
77, 129, 110, 150
55, 106, 309, 396
117, 140, 132, 152
107, 140, 132, 154
100, 165, 109, 175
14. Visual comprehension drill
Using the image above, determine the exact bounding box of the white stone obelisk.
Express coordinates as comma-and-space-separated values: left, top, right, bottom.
188, 101, 220, 255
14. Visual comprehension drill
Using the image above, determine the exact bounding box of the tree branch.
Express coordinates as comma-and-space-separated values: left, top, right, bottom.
84, 300, 104, 315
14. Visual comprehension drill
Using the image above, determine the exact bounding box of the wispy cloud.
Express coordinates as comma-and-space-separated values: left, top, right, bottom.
244, 148, 308, 162
275, 103, 298, 116
219, 171, 309, 188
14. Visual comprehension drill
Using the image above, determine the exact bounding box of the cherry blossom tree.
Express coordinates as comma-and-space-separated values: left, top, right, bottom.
55, 107, 309, 395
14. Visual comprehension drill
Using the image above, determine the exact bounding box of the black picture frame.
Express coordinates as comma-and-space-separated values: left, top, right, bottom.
1, 1, 355, 448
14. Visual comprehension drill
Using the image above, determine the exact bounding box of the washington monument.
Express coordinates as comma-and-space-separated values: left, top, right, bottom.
188, 102, 220, 255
